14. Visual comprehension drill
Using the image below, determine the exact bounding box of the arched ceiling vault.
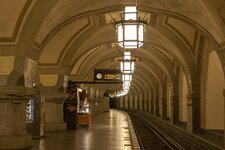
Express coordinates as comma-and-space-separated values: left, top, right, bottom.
133, 71, 156, 98
131, 81, 145, 97
130, 81, 142, 96
135, 66, 162, 90
73, 45, 174, 90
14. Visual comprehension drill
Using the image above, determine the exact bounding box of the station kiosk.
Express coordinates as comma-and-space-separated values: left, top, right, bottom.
77, 89, 91, 126
64, 81, 91, 128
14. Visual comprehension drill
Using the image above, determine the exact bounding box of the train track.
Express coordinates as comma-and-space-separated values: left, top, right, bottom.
129, 113, 184, 150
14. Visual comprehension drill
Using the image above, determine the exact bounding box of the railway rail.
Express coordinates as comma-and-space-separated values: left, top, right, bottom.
129, 113, 184, 150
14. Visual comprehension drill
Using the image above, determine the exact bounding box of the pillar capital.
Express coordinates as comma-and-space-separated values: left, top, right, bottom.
170, 95, 179, 100
187, 93, 200, 99
0, 86, 39, 103
186, 93, 200, 106
44, 93, 68, 103
0, 86, 38, 94
170, 95, 179, 105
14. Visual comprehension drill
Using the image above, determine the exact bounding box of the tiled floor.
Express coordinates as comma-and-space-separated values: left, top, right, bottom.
30, 110, 136, 150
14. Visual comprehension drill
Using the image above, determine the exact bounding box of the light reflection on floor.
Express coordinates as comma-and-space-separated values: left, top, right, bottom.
30, 110, 132, 150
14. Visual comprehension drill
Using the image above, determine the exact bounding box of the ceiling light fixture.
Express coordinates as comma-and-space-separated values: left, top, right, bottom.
114, 0, 147, 49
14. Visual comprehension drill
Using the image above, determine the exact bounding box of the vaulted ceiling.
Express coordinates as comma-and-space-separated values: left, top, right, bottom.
0, 0, 225, 96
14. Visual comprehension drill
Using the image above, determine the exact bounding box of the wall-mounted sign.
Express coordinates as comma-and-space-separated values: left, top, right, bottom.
94, 69, 122, 81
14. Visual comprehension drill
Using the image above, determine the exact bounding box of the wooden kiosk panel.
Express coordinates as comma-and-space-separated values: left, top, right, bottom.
78, 114, 91, 126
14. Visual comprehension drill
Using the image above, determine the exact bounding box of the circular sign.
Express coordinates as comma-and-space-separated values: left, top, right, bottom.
96, 73, 102, 79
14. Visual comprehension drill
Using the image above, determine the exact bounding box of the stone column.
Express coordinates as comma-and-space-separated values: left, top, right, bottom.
0, 87, 32, 149
223, 89, 225, 148
139, 99, 142, 111
127, 98, 130, 109
170, 96, 179, 125
137, 98, 140, 111
121, 97, 124, 108
139, 99, 141, 111
122, 97, 125, 108
155, 96, 160, 117
142, 99, 145, 111
162, 79, 167, 119
162, 97, 167, 119
45, 95, 66, 132
187, 93, 200, 133
132, 96, 135, 110
151, 98, 154, 115
128, 96, 131, 109
146, 99, 150, 112
119, 97, 122, 108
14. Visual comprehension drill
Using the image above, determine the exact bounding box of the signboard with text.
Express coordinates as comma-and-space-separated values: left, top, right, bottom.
94, 69, 122, 82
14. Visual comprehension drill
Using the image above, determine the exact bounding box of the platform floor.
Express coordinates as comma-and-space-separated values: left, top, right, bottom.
30, 110, 138, 150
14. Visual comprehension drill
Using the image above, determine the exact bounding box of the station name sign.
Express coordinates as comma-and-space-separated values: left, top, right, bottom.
94, 69, 122, 81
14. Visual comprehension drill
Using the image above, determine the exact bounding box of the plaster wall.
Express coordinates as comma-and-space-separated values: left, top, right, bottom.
205, 51, 224, 129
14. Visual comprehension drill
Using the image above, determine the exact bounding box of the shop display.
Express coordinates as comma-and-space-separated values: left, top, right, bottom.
77, 90, 91, 126
78, 90, 89, 113
64, 80, 91, 128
